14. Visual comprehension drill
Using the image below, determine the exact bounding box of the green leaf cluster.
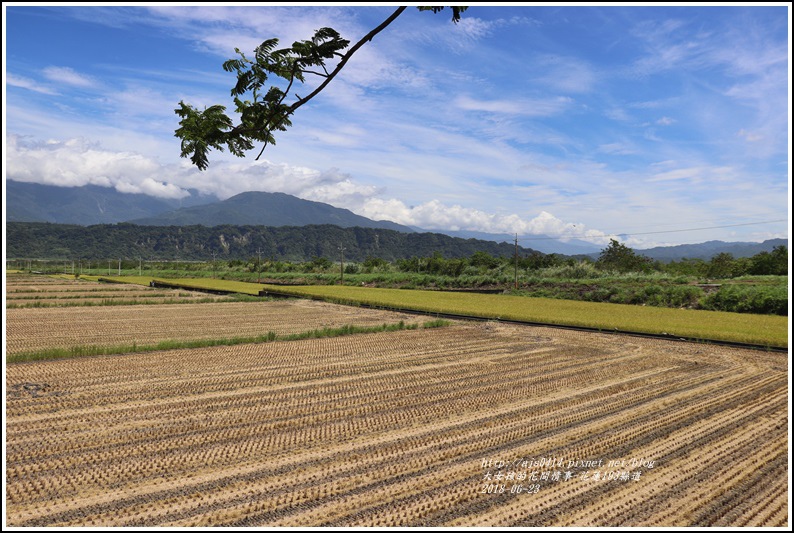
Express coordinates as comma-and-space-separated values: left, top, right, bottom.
175, 27, 349, 170
174, 7, 467, 170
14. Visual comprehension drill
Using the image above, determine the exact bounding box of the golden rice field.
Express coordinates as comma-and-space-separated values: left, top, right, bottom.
6, 313, 788, 527
264, 285, 788, 348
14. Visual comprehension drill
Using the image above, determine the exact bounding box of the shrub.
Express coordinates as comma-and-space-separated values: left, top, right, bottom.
700, 285, 788, 316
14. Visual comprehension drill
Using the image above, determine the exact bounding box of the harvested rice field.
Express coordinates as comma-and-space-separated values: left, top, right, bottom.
5, 318, 788, 527
5, 300, 424, 357
6, 274, 234, 307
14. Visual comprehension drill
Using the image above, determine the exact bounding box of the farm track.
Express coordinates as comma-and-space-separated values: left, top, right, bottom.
6, 316, 788, 527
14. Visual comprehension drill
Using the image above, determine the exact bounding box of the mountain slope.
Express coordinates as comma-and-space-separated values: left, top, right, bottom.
635, 239, 789, 261
419, 228, 602, 255
6, 222, 536, 262
130, 191, 414, 232
6, 180, 215, 225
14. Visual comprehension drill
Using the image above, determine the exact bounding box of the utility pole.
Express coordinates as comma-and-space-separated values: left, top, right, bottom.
514, 233, 519, 291
139, 257, 142, 276
256, 247, 263, 283
338, 245, 346, 282
118, 259, 121, 276
108, 260, 111, 276
211, 252, 217, 279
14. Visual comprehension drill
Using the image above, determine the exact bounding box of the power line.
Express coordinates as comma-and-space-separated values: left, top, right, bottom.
517, 219, 788, 243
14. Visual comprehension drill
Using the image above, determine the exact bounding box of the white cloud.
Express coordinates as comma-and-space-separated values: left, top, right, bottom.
737, 129, 763, 142
144, 5, 360, 59
656, 116, 675, 126
42, 66, 96, 88
598, 142, 635, 155
6, 74, 58, 95
357, 199, 613, 244
6, 135, 188, 199
455, 95, 573, 117
646, 165, 738, 184
534, 55, 597, 94
604, 107, 632, 122
647, 166, 703, 183
411, 13, 540, 54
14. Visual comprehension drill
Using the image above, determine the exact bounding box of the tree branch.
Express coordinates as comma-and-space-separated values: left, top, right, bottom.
252, 5, 408, 160
288, 6, 407, 117
178, 5, 472, 169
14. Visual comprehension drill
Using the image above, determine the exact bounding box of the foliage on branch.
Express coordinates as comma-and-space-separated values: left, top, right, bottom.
175, 6, 468, 170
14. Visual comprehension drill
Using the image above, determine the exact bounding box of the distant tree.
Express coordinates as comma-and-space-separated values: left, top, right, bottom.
362, 256, 388, 272
706, 252, 737, 279
469, 251, 500, 270
307, 256, 333, 271
749, 245, 788, 276
663, 257, 707, 277
596, 239, 652, 273
520, 251, 566, 270
175, 6, 468, 170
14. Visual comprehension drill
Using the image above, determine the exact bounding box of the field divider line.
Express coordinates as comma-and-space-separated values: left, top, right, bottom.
6, 319, 451, 363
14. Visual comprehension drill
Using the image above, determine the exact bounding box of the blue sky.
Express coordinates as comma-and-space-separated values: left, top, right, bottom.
3, 3, 791, 248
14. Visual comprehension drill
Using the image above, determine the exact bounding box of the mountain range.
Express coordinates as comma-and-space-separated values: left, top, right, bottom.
130, 190, 413, 232
6, 181, 215, 225
5, 180, 788, 260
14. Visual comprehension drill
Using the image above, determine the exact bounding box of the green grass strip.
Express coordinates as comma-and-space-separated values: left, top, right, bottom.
94, 275, 155, 286
6, 320, 450, 363
261, 285, 788, 348
146, 277, 265, 295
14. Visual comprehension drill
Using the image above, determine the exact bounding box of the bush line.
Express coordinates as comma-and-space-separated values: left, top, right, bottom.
6, 319, 451, 363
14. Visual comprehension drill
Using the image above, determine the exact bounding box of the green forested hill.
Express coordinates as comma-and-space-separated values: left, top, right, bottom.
130, 191, 413, 232
6, 222, 536, 262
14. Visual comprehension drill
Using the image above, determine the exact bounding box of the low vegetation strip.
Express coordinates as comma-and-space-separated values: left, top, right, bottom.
151, 278, 265, 295
262, 285, 788, 348
5, 300, 431, 358
104, 276, 267, 295
6, 320, 449, 363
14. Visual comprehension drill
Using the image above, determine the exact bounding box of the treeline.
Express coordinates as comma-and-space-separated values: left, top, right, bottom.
246, 239, 788, 279
593, 239, 789, 277
7, 223, 787, 278
5, 222, 537, 262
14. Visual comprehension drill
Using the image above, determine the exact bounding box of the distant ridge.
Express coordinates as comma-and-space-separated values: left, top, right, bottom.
633, 239, 789, 261
419, 228, 602, 255
6, 181, 787, 259
5, 222, 536, 262
6, 180, 214, 225
130, 191, 414, 232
